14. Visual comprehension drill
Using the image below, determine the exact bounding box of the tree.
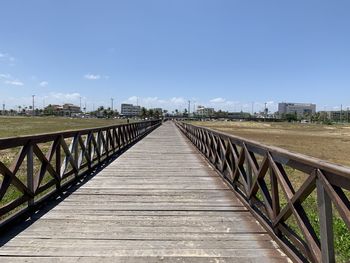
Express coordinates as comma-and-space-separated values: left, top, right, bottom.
154, 110, 161, 119
285, 113, 298, 122
140, 107, 147, 119
215, 110, 228, 118
148, 109, 154, 118
183, 108, 188, 117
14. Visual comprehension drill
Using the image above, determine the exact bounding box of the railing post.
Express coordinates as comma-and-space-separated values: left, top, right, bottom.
56, 141, 61, 190
74, 136, 79, 173
270, 168, 281, 236
316, 178, 335, 263
27, 143, 34, 207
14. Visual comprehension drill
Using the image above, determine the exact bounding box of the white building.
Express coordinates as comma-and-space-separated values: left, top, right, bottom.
196, 105, 215, 117
121, 103, 141, 117
278, 102, 316, 117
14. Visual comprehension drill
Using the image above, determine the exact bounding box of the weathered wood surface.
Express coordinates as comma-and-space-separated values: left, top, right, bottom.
0, 122, 290, 262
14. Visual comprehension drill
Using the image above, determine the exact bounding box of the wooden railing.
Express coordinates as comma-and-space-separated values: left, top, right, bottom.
176, 121, 350, 263
0, 120, 161, 224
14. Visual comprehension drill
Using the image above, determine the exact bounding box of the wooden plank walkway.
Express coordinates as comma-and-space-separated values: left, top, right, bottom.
0, 122, 290, 262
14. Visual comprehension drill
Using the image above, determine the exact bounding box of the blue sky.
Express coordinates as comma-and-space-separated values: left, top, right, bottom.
0, 0, 350, 112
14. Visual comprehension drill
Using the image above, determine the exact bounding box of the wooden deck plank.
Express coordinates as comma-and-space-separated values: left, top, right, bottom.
0, 122, 290, 262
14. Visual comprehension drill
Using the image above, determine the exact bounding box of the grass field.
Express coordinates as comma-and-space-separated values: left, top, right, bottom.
190, 120, 350, 167
0, 116, 128, 138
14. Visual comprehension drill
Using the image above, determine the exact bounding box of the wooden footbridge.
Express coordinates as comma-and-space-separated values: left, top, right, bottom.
0, 121, 349, 262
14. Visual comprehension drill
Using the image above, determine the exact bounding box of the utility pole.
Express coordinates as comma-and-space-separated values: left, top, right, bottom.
264, 102, 267, 120
32, 95, 35, 117
252, 102, 254, 116
79, 97, 82, 110
188, 100, 191, 117
2, 102, 5, 115
111, 98, 114, 111
340, 104, 343, 123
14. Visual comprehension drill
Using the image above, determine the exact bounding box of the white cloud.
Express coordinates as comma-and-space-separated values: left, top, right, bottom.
119, 96, 281, 113
209, 97, 226, 103
84, 74, 101, 80
122, 96, 187, 111
5, 80, 24, 86
1, 73, 24, 86
50, 92, 81, 101
39, 81, 49, 87
0, 52, 15, 65
4, 93, 84, 109
170, 97, 186, 105
0, 73, 11, 79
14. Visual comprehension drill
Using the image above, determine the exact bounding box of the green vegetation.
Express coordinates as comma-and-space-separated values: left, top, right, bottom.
0, 116, 127, 138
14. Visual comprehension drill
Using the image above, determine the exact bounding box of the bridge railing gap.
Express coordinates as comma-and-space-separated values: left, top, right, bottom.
0, 120, 161, 227
176, 121, 350, 263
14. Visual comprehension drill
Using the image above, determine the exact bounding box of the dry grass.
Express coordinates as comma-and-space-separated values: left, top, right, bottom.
0, 116, 129, 219
191, 121, 350, 167
189, 121, 350, 262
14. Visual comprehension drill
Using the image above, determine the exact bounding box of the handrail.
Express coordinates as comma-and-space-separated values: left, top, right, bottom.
176, 121, 350, 263
0, 120, 161, 224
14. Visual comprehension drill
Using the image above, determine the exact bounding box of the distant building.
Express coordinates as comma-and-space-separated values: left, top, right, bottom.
62, 104, 81, 116
44, 103, 80, 116
278, 102, 316, 117
50, 104, 63, 112
326, 110, 350, 122
196, 105, 215, 117
121, 103, 141, 117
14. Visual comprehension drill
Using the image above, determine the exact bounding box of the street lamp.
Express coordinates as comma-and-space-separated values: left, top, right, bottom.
32, 95, 35, 117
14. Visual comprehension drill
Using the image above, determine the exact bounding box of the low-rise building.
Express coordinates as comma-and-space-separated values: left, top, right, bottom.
196, 105, 215, 117
44, 103, 80, 116
62, 104, 81, 116
326, 111, 350, 122
121, 103, 141, 117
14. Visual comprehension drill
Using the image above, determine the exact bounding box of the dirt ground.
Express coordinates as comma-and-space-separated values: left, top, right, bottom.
191, 121, 350, 167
